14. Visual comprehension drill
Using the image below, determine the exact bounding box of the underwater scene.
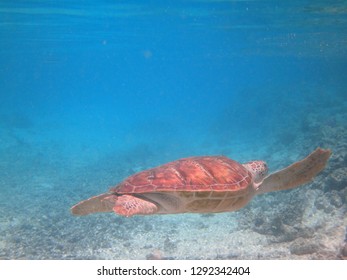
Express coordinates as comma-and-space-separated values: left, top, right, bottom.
0, 0, 346, 260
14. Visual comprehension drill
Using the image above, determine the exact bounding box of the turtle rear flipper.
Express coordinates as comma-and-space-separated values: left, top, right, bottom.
258, 148, 331, 195
71, 193, 116, 216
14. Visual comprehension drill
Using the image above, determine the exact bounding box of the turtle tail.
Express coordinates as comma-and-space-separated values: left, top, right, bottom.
71, 193, 117, 216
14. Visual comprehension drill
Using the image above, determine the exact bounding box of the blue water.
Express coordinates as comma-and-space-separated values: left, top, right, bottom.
0, 1, 346, 259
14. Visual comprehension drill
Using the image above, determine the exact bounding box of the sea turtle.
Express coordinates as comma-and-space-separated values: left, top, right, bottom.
71, 148, 331, 217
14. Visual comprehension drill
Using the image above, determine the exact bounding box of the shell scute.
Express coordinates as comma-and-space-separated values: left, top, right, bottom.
111, 156, 252, 194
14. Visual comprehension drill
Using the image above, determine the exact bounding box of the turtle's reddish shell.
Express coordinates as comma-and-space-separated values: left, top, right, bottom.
110, 156, 252, 194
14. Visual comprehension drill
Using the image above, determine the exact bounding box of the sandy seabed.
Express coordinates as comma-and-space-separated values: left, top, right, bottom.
0, 108, 346, 260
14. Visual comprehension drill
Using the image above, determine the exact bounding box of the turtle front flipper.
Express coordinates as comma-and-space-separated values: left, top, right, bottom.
71, 193, 117, 216
257, 148, 331, 194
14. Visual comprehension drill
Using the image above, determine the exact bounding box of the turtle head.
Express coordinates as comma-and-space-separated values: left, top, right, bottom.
243, 160, 268, 183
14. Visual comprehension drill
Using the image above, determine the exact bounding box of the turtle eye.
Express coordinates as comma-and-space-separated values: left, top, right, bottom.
263, 163, 268, 171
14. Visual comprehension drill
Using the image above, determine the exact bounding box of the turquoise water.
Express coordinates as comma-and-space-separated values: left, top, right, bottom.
0, 1, 346, 259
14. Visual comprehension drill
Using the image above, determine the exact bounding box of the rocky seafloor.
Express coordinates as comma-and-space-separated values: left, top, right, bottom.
0, 106, 346, 260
